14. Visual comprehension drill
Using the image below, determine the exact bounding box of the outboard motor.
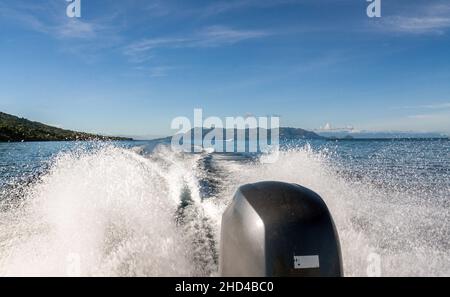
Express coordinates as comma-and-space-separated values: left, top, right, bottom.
220, 181, 343, 277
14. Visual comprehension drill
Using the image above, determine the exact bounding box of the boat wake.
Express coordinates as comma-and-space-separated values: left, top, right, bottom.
0, 143, 448, 276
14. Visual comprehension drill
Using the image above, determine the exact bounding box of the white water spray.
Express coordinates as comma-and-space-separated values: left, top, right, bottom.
0, 144, 448, 276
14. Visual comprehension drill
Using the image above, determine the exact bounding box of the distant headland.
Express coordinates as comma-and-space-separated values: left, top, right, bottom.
0, 112, 132, 142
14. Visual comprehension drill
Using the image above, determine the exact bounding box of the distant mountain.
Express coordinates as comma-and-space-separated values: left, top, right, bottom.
0, 112, 132, 142
317, 130, 449, 139
279, 127, 324, 139
155, 127, 324, 142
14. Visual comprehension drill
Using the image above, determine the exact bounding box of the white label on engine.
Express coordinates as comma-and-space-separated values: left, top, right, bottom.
294, 255, 320, 269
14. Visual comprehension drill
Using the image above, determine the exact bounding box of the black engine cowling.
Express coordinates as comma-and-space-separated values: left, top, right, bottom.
220, 181, 343, 277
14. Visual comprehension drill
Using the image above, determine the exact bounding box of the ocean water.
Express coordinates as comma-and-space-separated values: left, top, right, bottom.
0, 139, 448, 276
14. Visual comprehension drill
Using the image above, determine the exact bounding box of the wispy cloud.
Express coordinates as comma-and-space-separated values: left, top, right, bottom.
388, 100, 450, 131
54, 18, 99, 39
0, 0, 124, 62
124, 26, 270, 63
380, 2, 450, 34
404, 111, 450, 131
143, 0, 172, 17
385, 16, 450, 34
200, 0, 300, 17
195, 26, 270, 46
407, 114, 438, 119
134, 65, 176, 78
149, 66, 171, 77
140, 0, 301, 19
395, 102, 450, 110
0, 1, 104, 39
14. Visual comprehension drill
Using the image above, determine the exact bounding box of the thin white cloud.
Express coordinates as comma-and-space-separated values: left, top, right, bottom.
201, 0, 300, 17
149, 67, 169, 77
407, 114, 436, 119
124, 26, 270, 63
144, 1, 172, 17
369, 111, 450, 133
404, 111, 450, 132
0, 2, 102, 39
148, 66, 175, 77
195, 26, 269, 46
0, 1, 124, 63
396, 102, 450, 110
54, 19, 98, 39
385, 16, 450, 34
380, 2, 450, 34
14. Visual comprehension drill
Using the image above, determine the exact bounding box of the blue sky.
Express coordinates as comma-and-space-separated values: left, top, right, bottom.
1, 0, 450, 137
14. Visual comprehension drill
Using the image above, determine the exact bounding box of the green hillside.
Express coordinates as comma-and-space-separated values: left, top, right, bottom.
0, 112, 132, 142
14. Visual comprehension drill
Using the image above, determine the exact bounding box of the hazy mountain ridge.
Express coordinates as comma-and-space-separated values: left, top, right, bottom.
153, 126, 450, 143
154, 127, 324, 142
317, 130, 449, 139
